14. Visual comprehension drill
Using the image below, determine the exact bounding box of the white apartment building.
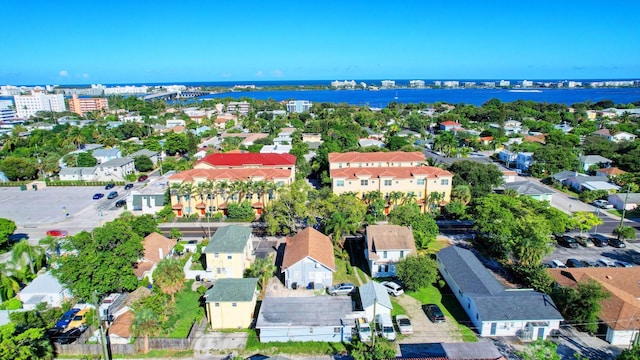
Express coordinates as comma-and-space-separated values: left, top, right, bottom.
13, 92, 66, 118
442, 81, 460, 87
286, 100, 312, 113
331, 80, 357, 89
103, 85, 149, 95
409, 80, 425, 88
381, 80, 395, 88
499, 80, 511, 87
521, 80, 533, 87
0, 100, 16, 121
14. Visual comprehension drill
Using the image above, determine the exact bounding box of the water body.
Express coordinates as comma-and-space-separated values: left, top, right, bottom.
198, 88, 640, 107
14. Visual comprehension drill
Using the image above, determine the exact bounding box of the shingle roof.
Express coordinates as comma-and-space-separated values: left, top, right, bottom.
550, 170, 579, 182
134, 232, 177, 277
130, 149, 158, 158
328, 151, 425, 164
93, 148, 120, 157
204, 225, 252, 253
169, 168, 292, 182
441, 342, 504, 360
366, 225, 417, 257
197, 153, 296, 167
330, 166, 452, 180
281, 227, 335, 272
437, 247, 504, 296
100, 157, 134, 167
204, 278, 258, 303
580, 155, 612, 164
360, 281, 392, 311
108, 311, 133, 338
503, 180, 553, 196
597, 167, 627, 176
256, 296, 353, 327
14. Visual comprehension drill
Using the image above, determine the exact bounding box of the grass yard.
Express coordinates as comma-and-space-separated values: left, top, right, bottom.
245, 329, 347, 355
332, 253, 360, 285
408, 285, 477, 342
424, 237, 451, 255
165, 282, 203, 338
390, 297, 407, 316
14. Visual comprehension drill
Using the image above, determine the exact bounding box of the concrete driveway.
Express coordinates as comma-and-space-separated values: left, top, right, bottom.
394, 294, 463, 344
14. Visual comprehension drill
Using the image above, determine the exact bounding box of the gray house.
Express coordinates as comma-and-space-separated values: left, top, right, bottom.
95, 157, 136, 181
437, 246, 563, 341
281, 227, 335, 289
256, 296, 355, 343
579, 155, 613, 172
130, 149, 161, 165
502, 180, 554, 201
359, 281, 392, 322
93, 148, 122, 164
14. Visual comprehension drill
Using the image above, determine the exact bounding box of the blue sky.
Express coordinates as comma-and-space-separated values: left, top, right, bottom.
1, 0, 639, 85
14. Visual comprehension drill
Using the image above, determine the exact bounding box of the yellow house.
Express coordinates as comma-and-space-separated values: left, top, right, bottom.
204, 225, 255, 279
205, 278, 258, 329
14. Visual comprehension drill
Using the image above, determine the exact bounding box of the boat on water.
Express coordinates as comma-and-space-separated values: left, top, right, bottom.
508, 89, 543, 93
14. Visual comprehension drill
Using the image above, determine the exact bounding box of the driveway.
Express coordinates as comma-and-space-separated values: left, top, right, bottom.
394, 294, 463, 344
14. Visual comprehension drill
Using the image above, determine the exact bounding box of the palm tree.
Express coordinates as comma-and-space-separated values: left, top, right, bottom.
613, 225, 636, 241
245, 254, 276, 297
132, 308, 161, 354
451, 185, 472, 205
39, 235, 61, 260
363, 191, 382, 206
325, 212, 349, 244
11, 240, 45, 276
180, 182, 194, 215
215, 180, 231, 205
426, 192, 443, 213
153, 258, 185, 303
402, 192, 417, 205
388, 191, 404, 206
0, 263, 20, 301
170, 182, 182, 204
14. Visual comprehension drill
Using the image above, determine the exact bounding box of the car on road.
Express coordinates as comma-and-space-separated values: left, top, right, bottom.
104, 183, 115, 190
566, 258, 585, 268
8, 233, 28, 242
55, 308, 80, 329
598, 258, 617, 268
394, 315, 413, 335
381, 281, 404, 296
557, 235, 579, 249
54, 328, 84, 344
609, 238, 626, 248
115, 199, 126, 207
327, 283, 356, 296
616, 261, 633, 268
576, 236, 594, 247
92, 193, 104, 200
138, 175, 148, 182
107, 191, 118, 199
550, 259, 568, 268
423, 304, 446, 323
46, 229, 68, 238
593, 199, 614, 209
589, 234, 609, 247
124, 183, 134, 190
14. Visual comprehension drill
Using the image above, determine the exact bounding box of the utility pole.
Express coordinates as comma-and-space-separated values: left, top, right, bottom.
93, 291, 110, 360
619, 185, 631, 228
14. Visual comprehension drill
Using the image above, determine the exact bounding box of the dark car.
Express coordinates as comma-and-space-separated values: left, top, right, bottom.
92, 193, 104, 200
557, 235, 579, 249
8, 233, 28, 242
124, 183, 134, 190
609, 238, 626, 248
107, 191, 118, 199
138, 175, 148, 182
589, 234, 609, 247
45, 328, 63, 341
566, 258, 585, 268
115, 199, 126, 208
423, 304, 445, 323
55, 308, 80, 329
54, 328, 83, 344
104, 183, 115, 190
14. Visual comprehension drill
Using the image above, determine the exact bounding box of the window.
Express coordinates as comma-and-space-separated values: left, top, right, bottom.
227, 255, 232, 260
245, 193, 252, 200
441, 179, 449, 185
417, 179, 425, 185
383, 251, 388, 259
399, 251, 404, 258
268, 191, 275, 200
277, 181, 284, 186
336, 180, 345, 187
216, 268, 221, 274
360, 179, 368, 186
207, 194, 215, 200
339, 163, 342, 168
384, 180, 392, 186
215, 303, 220, 307
214, 253, 219, 258
378, 162, 382, 167
208, 206, 216, 212
334, 327, 341, 334
232, 303, 237, 307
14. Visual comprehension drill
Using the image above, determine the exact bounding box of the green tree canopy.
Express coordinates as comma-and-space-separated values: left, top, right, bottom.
388, 203, 438, 249
395, 255, 438, 292
448, 160, 504, 197
0, 323, 54, 360
134, 155, 154, 172
153, 258, 185, 303
76, 152, 97, 167
0, 218, 17, 250
0, 157, 38, 181
551, 280, 609, 334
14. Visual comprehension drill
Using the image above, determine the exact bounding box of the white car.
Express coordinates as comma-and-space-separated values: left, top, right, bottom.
394, 315, 413, 335
381, 281, 404, 296
593, 200, 614, 209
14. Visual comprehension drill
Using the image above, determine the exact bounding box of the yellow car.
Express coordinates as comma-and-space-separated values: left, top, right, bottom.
66, 308, 90, 330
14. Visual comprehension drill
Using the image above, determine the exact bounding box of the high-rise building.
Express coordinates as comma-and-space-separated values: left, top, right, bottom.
13, 92, 66, 118
286, 100, 312, 113
0, 100, 16, 121
67, 94, 109, 115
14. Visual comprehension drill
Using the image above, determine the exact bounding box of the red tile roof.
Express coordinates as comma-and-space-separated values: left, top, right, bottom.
134, 233, 177, 277
597, 167, 627, 176
197, 153, 296, 167
330, 166, 452, 180
440, 121, 462, 127
169, 168, 293, 182
328, 151, 425, 164
282, 227, 335, 272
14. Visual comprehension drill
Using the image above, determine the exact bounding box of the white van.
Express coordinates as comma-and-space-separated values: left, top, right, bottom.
356, 318, 372, 342
375, 313, 396, 341
550, 260, 567, 268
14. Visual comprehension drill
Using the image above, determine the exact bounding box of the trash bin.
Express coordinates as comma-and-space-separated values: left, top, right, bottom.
291, 282, 297, 290
195, 275, 201, 281
20, 185, 27, 191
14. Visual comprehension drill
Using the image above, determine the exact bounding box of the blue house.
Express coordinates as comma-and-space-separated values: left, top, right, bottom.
281, 227, 335, 289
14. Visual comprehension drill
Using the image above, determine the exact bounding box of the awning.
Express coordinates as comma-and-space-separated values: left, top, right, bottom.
252, 202, 264, 209
218, 202, 228, 209
195, 202, 206, 209
171, 204, 183, 210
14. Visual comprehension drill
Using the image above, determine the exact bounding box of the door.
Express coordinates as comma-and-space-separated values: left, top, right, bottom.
537, 327, 545, 340
490, 322, 497, 335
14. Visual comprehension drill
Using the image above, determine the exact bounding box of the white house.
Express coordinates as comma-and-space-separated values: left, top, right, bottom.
58, 167, 97, 181
95, 157, 136, 181
18, 271, 71, 310
365, 225, 417, 278
608, 193, 640, 211
92, 148, 122, 164
579, 155, 613, 172
437, 246, 563, 341
359, 281, 392, 322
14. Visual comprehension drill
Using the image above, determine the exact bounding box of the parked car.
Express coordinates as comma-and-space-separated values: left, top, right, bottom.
394, 314, 413, 335
589, 234, 609, 247
8, 233, 28, 242
593, 199, 614, 209
576, 236, 594, 247
550, 259, 568, 268
381, 281, 404, 296
557, 235, 579, 249
615, 261, 633, 268
609, 238, 626, 248
107, 191, 118, 199
104, 183, 115, 190
92, 193, 104, 200
55, 328, 84, 344
375, 313, 396, 341
55, 308, 80, 329
582, 260, 600, 267
597, 258, 617, 268
124, 183, 134, 190
566, 258, 585, 268
138, 175, 148, 182
66, 308, 89, 330
115, 199, 126, 208
45, 327, 63, 341
327, 283, 356, 296
423, 304, 445, 323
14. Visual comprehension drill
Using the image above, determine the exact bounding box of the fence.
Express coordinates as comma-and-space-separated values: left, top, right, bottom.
183, 257, 213, 281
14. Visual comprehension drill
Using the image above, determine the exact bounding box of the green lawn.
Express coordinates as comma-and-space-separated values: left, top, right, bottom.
333, 253, 359, 285
245, 329, 347, 355
390, 297, 406, 316
408, 285, 477, 342
425, 238, 450, 255
165, 283, 203, 338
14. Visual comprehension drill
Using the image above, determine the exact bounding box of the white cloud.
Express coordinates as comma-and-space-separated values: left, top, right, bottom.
82, 73, 90, 79
255, 70, 263, 77
271, 69, 283, 77
59, 70, 68, 77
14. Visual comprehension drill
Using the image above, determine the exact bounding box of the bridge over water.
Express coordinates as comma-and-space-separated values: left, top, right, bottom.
143, 90, 210, 101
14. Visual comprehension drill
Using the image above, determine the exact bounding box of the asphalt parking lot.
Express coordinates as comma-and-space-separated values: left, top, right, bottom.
543, 234, 640, 268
